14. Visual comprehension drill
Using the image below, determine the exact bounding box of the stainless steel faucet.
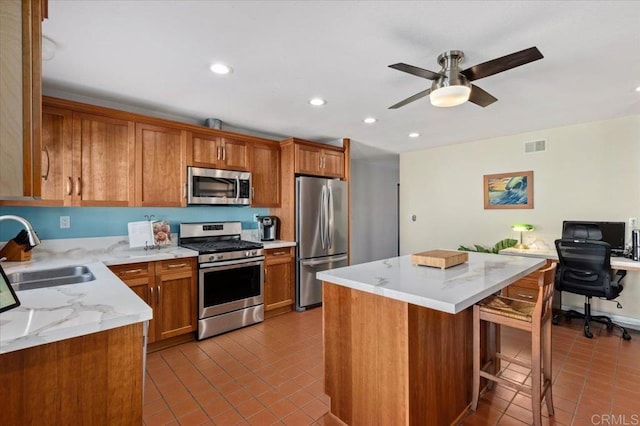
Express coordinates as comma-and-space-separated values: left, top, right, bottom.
0, 215, 41, 247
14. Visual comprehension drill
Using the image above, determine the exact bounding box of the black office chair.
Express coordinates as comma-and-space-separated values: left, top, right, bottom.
553, 235, 631, 340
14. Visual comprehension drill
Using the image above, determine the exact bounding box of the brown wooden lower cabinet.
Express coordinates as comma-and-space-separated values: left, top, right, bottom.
109, 258, 197, 346
323, 282, 491, 426
0, 322, 144, 426
264, 247, 294, 318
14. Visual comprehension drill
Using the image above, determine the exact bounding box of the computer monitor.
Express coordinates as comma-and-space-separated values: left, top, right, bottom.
562, 221, 626, 255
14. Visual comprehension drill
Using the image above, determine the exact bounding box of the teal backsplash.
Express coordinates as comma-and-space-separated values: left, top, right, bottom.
0, 206, 268, 241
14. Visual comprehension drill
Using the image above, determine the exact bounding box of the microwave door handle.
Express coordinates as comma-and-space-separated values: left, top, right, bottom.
235, 177, 240, 201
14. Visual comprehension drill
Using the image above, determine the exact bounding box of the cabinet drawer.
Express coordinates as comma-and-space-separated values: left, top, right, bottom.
157, 258, 194, 275
109, 262, 152, 280
506, 285, 539, 302
265, 247, 293, 259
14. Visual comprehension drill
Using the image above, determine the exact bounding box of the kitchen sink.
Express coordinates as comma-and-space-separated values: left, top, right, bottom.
8, 265, 96, 291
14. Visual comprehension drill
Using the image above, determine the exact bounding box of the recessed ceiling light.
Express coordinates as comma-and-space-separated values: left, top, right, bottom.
363, 117, 377, 124
210, 63, 232, 75
635, 85, 640, 92
409, 132, 420, 138
309, 98, 326, 106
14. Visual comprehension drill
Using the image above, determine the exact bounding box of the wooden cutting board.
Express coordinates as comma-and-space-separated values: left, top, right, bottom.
411, 250, 468, 269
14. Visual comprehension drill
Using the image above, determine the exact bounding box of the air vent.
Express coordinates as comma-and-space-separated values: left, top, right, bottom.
524, 139, 546, 153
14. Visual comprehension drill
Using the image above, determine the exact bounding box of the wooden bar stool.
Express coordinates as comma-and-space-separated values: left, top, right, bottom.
471, 263, 557, 426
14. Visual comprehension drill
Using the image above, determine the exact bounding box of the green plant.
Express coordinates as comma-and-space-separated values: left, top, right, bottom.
458, 238, 518, 254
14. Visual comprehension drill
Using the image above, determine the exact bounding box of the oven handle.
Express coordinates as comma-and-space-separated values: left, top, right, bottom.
235, 177, 240, 201
200, 256, 265, 269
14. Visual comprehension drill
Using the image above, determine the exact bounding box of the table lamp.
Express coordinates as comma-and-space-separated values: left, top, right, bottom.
512, 223, 534, 249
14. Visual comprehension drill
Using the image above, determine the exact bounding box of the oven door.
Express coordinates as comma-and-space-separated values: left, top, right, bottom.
199, 257, 264, 318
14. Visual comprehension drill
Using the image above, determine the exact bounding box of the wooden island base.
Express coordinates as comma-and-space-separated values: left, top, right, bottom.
0, 323, 144, 426
323, 282, 489, 425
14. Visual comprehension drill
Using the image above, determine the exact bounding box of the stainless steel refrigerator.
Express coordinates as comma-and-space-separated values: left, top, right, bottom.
295, 176, 348, 310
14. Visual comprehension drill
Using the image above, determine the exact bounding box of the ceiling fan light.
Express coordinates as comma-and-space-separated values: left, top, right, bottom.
430, 85, 471, 107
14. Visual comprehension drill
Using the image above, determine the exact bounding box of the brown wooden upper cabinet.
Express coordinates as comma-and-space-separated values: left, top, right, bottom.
249, 142, 280, 207
0, 0, 43, 199
294, 143, 345, 178
188, 132, 248, 171
136, 123, 187, 207
38, 107, 135, 206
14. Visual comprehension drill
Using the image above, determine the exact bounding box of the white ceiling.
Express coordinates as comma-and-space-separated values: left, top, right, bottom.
42, 1, 640, 158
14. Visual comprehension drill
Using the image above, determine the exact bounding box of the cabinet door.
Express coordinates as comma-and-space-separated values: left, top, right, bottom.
250, 143, 280, 207
264, 248, 294, 317
295, 144, 322, 175
189, 132, 221, 167
155, 259, 196, 340
40, 106, 72, 203
135, 123, 186, 207
322, 150, 345, 178
109, 262, 156, 343
73, 112, 135, 206
219, 137, 248, 170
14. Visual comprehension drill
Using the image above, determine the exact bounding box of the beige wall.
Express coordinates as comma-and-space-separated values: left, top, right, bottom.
400, 115, 640, 322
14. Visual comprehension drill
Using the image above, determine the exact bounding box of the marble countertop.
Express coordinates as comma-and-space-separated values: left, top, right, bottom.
0, 236, 198, 354
261, 240, 297, 250
316, 251, 545, 314
0, 235, 297, 354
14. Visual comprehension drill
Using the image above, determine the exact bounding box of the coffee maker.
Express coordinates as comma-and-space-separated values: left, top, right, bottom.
257, 216, 278, 241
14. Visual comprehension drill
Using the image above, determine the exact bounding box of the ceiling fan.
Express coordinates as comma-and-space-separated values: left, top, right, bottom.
388, 47, 543, 109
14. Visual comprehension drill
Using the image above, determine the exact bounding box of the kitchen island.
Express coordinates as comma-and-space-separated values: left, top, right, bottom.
0, 236, 196, 425
317, 251, 545, 425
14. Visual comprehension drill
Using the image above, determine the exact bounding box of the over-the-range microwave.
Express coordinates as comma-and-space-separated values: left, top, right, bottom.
187, 167, 251, 205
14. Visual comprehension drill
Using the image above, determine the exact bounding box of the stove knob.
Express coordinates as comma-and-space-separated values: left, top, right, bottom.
245, 251, 250, 257
251, 250, 257, 256
216, 254, 224, 260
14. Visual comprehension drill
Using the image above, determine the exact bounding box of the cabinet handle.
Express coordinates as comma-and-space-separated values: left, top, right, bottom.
120, 268, 143, 275
149, 286, 154, 303
517, 293, 534, 300
157, 285, 161, 306
75, 177, 81, 196
166, 262, 187, 269
41, 146, 50, 181
216, 146, 221, 160
272, 251, 287, 256
222, 146, 226, 161
66, 177, 73, 195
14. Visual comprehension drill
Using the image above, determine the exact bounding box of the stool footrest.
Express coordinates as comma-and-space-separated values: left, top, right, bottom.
496, 353, 531, 369
479, 370, 532, 395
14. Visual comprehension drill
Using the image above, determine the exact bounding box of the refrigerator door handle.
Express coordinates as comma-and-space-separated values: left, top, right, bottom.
301, 255, 348, 267
328, 185, 334, 248
319, 185, 326, 249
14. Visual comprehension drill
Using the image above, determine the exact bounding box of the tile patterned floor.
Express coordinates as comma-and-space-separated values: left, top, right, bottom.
144, 308, 639, 425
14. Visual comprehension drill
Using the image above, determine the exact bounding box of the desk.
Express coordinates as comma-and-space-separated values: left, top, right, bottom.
317, 252, 545, 425
500, 247, 640, 271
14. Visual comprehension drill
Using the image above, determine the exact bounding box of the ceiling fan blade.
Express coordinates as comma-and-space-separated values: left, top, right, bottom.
388, 88, 432, 109
461, 47, 543, 81
468, 84, 498, 107
389, 63, 443, 80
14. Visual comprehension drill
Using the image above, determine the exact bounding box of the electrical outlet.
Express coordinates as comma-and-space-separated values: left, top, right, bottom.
253, 214, 259, 222
630, 217, 638, 230
60, 216, 70, 229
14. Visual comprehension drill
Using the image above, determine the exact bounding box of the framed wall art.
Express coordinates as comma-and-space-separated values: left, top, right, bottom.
483, 170, 533, 210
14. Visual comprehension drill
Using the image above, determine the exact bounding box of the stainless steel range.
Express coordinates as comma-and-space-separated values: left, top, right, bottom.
179, 222, 264, 340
